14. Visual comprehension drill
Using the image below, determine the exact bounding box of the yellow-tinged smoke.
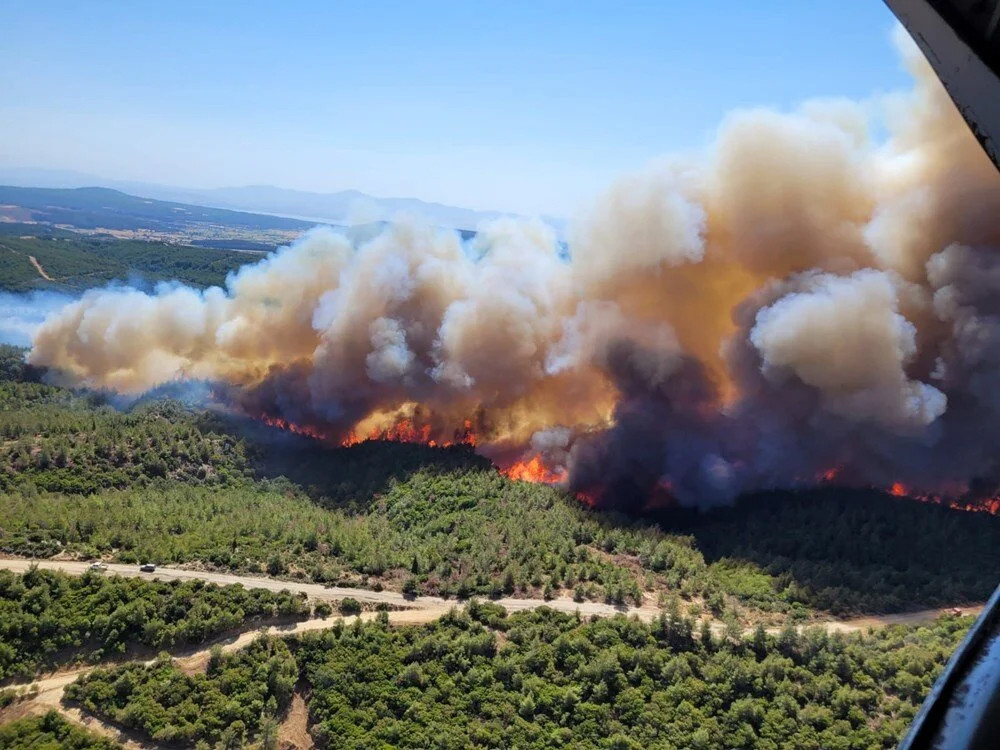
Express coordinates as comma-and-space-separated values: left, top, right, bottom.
27, 30, 1000, 506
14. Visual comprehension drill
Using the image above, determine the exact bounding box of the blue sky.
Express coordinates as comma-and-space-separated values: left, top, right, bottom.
1, 1, 909, 215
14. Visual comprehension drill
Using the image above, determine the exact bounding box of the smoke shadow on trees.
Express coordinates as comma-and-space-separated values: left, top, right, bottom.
651, 488, 1000, 615
218, 414, 490, 511
156, 412, 1000, 616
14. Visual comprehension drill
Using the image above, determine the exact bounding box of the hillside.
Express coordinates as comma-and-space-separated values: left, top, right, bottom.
0, 344, 995, 748
0, 233, 254, 292
0, 186, 313, 233
0, 187, 490, 294
657, 489, 1000, 615
52, 606, 968, 749
0, 167, 565, 233
1, 345, 997, 620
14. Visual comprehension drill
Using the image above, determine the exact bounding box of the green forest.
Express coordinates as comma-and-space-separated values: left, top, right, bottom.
0, 711, 119, 749
0, 321, 995, 747
0, 234, 253, 292
0, 185, 311, 234
0, 567, 311, 680
66, 637, 296, 747
672, 490, 1000, 614
2, 345, 998, 619
62, 604, 972, 749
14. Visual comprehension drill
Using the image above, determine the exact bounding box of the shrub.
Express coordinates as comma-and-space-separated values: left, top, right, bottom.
339, 598, 362, 616
402, 577, 420, 598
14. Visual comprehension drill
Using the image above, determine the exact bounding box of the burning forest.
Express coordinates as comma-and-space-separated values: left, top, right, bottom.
24, 32, 1000, 513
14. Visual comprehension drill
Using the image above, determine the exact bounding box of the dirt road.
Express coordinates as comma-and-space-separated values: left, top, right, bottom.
0, 558, 981, 632
0, 558, 662, 621
27, 255, 53, 281
0, 556, 983, 748
5, 610, 429, 749
835, 604, 984, 631
2, 557, 984, 634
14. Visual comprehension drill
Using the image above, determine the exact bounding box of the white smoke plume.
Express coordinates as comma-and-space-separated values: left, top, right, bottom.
26, 30, 1000, 508
749, 270, 945, 431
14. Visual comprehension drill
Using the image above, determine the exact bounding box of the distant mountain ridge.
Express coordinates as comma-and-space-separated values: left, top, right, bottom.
0, 185, 314, 233
0, 167, 564, 233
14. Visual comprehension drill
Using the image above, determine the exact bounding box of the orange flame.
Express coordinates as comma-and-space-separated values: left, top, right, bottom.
258, 414, 1000, 512
820, 467, 840, 483
262, 410, 562, 486
574, 488, 600, 508
947, 497, 1000, 514
500, 454, 567, 484
259, 414, 330, 441
885, 481, 999, 515
261, 412, 477, 449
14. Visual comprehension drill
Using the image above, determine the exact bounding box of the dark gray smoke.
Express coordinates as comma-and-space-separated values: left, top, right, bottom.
24, 31, 1000, 508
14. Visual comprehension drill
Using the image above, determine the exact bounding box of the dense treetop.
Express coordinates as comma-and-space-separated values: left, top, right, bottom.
0, 234, 255, 292
0, 567, 310, 680
66, 636, 295, 747
673, 490, 1000, 614
1, 344, 998, 619
0, 711, 120, 750
66, 605, 972, 749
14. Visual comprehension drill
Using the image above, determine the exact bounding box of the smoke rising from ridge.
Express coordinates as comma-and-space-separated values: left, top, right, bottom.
26, 31, 1000, 508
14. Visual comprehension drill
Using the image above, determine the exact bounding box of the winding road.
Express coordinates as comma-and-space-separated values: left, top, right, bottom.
0, 558, 983, 631
0, 557, 984, 748
0, 558, 668, 622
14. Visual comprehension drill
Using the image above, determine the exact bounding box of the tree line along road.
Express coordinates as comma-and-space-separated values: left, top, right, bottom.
0, 557, 983, 634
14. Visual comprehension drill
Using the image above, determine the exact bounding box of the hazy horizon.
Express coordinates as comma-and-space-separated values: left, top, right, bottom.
0, 165, 544, 217
2, 1, 908, 216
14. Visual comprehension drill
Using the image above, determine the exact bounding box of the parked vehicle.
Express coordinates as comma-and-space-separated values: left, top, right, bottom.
88, 561, 107, 571
139, 563, 156, 573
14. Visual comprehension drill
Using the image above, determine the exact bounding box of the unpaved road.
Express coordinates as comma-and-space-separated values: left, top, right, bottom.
0, 242, 54, 283
6, 610, 426, 750
0, 557, 982, 632
836, 605, 984, 630
27, 255, 53, 281
0, 558, 664, 621
0, 556, 984, 749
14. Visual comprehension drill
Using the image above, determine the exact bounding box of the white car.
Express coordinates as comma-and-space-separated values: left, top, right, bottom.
89, 561, 108, 571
